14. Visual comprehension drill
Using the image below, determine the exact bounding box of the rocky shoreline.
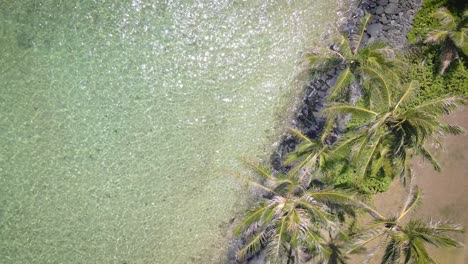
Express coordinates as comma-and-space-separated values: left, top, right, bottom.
228, 0, 423, 263
271, 0, 422, 174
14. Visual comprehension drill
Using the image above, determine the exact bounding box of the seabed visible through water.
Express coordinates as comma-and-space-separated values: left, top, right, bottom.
0, 1, 346, 263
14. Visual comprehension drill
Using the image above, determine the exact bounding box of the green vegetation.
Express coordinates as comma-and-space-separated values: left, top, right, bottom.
407, 0, 461, 44
349, 186, 464, 263
234, 2, 467, 263
305, 14, 401, 102
234, 162, 357, 263
406, 0, 468, 104
326, 81, 464, 185
423, 7, 467, 74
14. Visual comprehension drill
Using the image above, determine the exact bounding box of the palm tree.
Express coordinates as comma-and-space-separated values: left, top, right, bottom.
306, 13, 400, 102
324, 79, 465, 184
348, 186, 464, 263
284, 128, 333, 179
234, 161, 358, 263
424, 8, 468, 75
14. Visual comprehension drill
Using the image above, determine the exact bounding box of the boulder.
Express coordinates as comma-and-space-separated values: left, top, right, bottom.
361, 32, 370, 45
375, 6, 384, 15
366, 23, 383, 37
384, 3, 398, 14
380, 15, 389, 24
377, 0, 388, 5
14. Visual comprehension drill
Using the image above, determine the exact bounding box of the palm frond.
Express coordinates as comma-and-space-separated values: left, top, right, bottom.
284, 144, 312, 164
356, 201, 386, 221
237, 228, 269, 260
417, 146, 441, 172
370, 152, 385, 177
449, 30, 468, 55
351, 13, 372, 54
424, 30, 449, 45
359, 66, 393, 109
373, 47, 398, 60
328, 66, 355, 101
403, 110, 440, 138
303, 227, 328, 260
305, 190, 357, 205
233, 172, 278, 194
358, 133, 385, 178
297, 200, 333, 225
397, 185, 421, 221
334, 32, 353, 59
243, 159, 274, 180
347, 229, 387, 254
306, 52, 342, 72
234, 204, 269, 236
406, 238, 435, 264
362, 233, 388, 264
325, 104, 378, 117
286, 152, 314, 177
394, 80, 419, 110
439, 124, 465, 136
410, 96, 465, 116
329, 132, 365, 156
460, 28, 468, 55
407, 219, 464, 248
288, 127, 313, 144
267, 217, 287, 260
432, 7, 457, 31
284, 128, 320, 166
320, 117, 337, 144
381, 238, 404, 264
402, 152, 413, 186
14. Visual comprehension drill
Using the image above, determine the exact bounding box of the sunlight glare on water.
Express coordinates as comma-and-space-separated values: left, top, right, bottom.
0, 0, 346, 263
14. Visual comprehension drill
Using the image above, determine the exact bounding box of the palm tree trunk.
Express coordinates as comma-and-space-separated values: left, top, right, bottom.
439, 41, 457, 75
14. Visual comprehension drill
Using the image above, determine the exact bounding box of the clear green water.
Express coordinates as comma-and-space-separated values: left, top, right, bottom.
0, 1, 345, 263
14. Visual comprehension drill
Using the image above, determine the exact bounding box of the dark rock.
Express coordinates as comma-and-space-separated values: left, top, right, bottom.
377, 0, 388, 5
384, 3, 398, 14
380, 15, 389, 24
317, 90, 327, 98
326, 76, 337, 88
361, 33, 370, 45
375, 6, 384, 15
378, 35, 389, 43
366, 23, 383, 37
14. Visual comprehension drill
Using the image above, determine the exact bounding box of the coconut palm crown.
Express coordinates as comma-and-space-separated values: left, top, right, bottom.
348, 186, 464, 263
234, 161, 358, 263
306, 13, 400, 102
424, 7, 468, 74
324, 79, 465, 185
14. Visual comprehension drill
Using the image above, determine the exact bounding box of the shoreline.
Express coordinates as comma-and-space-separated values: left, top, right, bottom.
228, 0, 424, 262
271, 0, 422, 174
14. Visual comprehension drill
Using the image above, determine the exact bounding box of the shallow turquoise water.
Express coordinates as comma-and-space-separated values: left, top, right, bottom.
0, 1, 345, 263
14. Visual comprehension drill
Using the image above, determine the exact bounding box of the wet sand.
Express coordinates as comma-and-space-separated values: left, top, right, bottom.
351, 108, 468, 263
